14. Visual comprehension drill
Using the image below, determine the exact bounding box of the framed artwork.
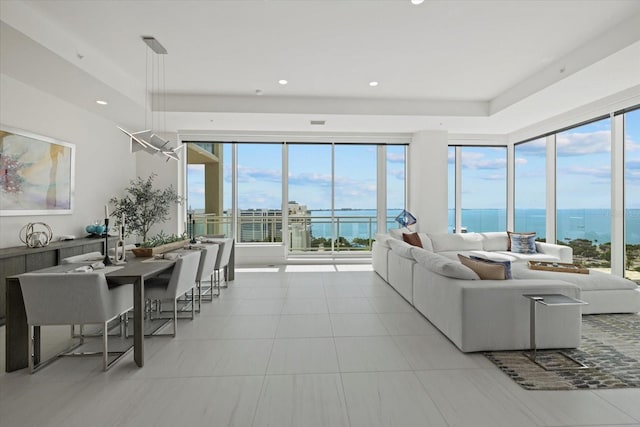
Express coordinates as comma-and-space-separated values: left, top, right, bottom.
0, 125, 75, 216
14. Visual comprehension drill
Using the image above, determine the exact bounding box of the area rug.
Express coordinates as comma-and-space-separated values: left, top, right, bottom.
484, 314, 640, 390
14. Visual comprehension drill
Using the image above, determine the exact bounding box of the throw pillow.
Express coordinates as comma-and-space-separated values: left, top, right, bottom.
402, 233, 423, 248
457, 254, 507, 280
508, 232, 537, 254
470, 255, 512, 279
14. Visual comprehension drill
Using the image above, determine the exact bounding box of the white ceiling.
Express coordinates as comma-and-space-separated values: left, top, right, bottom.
1, 0, 640, 136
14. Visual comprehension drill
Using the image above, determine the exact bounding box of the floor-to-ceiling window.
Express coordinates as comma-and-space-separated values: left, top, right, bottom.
448, 146, 456, 232
387, 145, 406, 233
187, 141, 406, 254
334, 145, 377, 250
625, 108, 640, 281
186, 142, 231, 236
287, 144, 333, 252
556, 117, 611, 268
514, 138, 546, 238
237, 143, 282, 243
460, 146, 507, 233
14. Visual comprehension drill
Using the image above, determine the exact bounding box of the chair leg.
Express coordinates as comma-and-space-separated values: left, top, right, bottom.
28, 325, 34, 374
173, 300, 178, 337
102, 321, 108, 371
197, 280, 202, 311
191, 289, 195, 319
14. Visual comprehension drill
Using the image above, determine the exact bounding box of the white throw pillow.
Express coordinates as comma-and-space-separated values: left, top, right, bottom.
411, 247, 479, 280
427, 232, 484, 252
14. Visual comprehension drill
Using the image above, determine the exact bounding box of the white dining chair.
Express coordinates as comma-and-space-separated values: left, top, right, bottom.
144, 250, 201, 337
213, 238, 234, 289
195, 244, 220, 308
18, 272, 133, 372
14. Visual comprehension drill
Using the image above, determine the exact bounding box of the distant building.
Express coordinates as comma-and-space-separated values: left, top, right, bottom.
288, 202, 311, 250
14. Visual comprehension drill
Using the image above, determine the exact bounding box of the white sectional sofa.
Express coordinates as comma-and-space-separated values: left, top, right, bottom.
372, 230, 640, 352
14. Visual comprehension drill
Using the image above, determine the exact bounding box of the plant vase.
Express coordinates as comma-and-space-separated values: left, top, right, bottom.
130, 239, 189, 257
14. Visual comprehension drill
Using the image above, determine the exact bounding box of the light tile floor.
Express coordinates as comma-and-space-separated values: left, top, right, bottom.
1, 265, 639, 427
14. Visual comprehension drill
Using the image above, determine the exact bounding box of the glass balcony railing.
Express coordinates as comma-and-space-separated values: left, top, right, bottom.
190, 213, 391, 252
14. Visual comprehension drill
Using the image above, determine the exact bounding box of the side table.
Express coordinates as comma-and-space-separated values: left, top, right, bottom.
523, 293, 588, 370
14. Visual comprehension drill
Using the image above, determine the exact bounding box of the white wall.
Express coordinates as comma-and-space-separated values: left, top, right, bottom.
0, 74, 136, 248
134, 131, 183, 242
408, 130, 449, 234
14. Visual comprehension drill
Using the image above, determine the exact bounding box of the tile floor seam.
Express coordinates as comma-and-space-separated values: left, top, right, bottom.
589, 391, 640, 424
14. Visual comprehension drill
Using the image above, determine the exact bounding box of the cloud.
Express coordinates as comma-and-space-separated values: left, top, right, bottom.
515, 139, 546, 156
462, 152, 506, 170
237, 165, 281, 183
387, 168, 405, 180
387, 152, 405, 163
480, 173, 506, 181
288, 172, 332, 187
556, 130, 610, 156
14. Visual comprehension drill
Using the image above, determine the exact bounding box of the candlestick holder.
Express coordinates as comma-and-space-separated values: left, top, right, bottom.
114, 225, 126, 264
103, 218, 112, 266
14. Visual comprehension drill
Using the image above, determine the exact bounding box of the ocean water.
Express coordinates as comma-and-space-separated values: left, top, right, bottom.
308, 209, 640, 244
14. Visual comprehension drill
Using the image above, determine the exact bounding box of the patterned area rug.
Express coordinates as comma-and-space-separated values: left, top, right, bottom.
484, 314, 640, 390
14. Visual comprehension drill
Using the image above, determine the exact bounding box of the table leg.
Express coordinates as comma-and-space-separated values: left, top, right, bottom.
6, 277, 29, 372
133, 277, 144, 367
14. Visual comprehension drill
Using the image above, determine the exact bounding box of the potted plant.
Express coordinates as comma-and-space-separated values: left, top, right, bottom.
109, 173, 182, 247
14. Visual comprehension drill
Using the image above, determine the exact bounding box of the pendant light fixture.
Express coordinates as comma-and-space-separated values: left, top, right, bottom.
118, 36, 183, 161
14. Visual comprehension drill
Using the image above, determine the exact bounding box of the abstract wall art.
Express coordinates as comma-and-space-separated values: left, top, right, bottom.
0, 126, 75, 216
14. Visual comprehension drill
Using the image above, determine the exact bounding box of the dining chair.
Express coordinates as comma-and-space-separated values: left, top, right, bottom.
144, 250, 201, 337
18, 272, 133, 372
195, 244, 220, 308
61, 251, 128, 338
213, 238, 234, 289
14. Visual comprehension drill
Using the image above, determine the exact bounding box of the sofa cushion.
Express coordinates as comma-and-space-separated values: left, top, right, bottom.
481, 232, 509, 251
375, 233, 391, 248
388, 238, 414, 259
428, 232, 484, 252
417, 233, 434, 252
389, 227, 412, 240
411, 247, 479, 280
507, 231, 536, 251
458, 254, 507, 280
470, 255, 512, 279
494, 251, 560, 263
402, 233, 423, 248
511, 264, 640, 291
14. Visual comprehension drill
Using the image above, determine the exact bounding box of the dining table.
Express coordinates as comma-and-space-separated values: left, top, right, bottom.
5, 256, 176, 372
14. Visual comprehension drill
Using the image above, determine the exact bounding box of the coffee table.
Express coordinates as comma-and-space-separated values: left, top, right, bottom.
523, 293, 589, 370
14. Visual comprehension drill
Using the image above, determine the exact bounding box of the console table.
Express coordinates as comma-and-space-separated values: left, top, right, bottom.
0, 237, 110, 325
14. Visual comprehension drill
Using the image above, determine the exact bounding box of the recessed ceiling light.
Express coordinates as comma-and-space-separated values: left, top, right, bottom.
369, 81, 379, 87
96, 100, 108, 105
278, 79, 288, 85
411, 0, 424, 4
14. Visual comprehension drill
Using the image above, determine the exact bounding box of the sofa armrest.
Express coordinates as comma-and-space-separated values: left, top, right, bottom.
535, 242, 573, 263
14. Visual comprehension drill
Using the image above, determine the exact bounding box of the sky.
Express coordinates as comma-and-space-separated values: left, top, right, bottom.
448, 110, 640, 210
187, 109, 639, 215
187, 143, 406, 212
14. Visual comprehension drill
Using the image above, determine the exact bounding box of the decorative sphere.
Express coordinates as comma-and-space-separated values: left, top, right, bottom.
86, 225, 96, 234
94, 225, 106, 235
